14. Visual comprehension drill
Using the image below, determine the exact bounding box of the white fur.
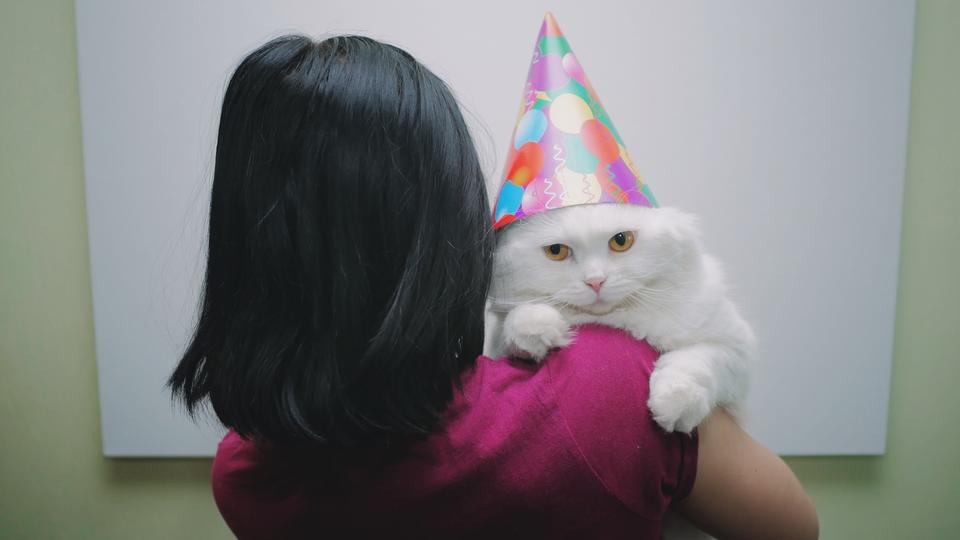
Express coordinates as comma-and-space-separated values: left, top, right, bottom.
486, 204, 755, 433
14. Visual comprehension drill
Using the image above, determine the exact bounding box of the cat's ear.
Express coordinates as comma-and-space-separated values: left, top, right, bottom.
649, 207, 702, 250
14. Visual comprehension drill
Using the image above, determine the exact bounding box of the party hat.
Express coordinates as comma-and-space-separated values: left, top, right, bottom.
492, 13, 658, 230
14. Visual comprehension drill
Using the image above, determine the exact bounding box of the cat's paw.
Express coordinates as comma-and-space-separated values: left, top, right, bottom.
502, 304, 572, 362
648, 368, 712, 434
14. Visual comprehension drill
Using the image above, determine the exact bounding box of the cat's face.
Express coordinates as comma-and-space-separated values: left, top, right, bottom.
491, 205, 700, 315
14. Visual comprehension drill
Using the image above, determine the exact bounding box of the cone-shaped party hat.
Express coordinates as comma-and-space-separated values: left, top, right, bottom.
493, 13, 658, 230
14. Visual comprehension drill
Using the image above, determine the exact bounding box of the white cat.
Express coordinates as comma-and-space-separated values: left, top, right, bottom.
485, 204, 755, 434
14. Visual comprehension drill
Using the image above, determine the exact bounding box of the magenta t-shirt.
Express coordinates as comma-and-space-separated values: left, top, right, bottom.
211, 324, 698, 539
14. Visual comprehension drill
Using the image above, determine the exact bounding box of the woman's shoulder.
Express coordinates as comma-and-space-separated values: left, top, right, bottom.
546, 323, 660, 388
212, 431, 317, 538
471, 323, 661, 427
459, 324, 659, 420
211, 431, 281, 496
539, 324, 698, 516
541, 324, 659, 437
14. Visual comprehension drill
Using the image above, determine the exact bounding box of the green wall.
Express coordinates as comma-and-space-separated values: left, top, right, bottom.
0, 1, 956, 538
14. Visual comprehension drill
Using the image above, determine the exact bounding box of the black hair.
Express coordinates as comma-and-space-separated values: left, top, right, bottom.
167, 34, 493, 449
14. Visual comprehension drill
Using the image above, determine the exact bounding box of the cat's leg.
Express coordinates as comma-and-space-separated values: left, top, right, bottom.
483, 307, 506, 359
647, 342, 750, 434
501, 303, 573, 362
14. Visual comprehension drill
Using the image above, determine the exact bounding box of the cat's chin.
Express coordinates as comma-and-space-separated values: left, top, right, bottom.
564, 300, 622, 317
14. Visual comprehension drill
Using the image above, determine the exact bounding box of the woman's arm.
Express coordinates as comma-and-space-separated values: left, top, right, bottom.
675, 410, 819, 540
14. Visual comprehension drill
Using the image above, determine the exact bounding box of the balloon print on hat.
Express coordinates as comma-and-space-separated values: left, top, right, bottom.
555, 167, 601, 206
514, 109, 548, 148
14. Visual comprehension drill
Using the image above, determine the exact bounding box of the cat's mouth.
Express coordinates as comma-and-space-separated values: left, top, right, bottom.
565, 299, 625, 317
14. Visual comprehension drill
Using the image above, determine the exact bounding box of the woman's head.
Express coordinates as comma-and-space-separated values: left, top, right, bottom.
169, 35, 493, 448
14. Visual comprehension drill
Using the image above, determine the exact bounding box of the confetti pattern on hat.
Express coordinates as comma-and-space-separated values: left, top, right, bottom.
493, 12, 658, 230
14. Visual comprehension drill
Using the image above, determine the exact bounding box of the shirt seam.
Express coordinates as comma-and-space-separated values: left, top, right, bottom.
543, 357, 662, 521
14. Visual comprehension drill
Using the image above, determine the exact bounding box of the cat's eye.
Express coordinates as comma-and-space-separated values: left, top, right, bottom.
609, 231, 635, 252
543, 243, 571, 261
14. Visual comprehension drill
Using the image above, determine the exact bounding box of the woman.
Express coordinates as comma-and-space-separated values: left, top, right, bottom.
169, 34, 818, 539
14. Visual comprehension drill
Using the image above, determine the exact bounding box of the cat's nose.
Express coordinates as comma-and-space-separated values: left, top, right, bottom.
585, 277, 606, 292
